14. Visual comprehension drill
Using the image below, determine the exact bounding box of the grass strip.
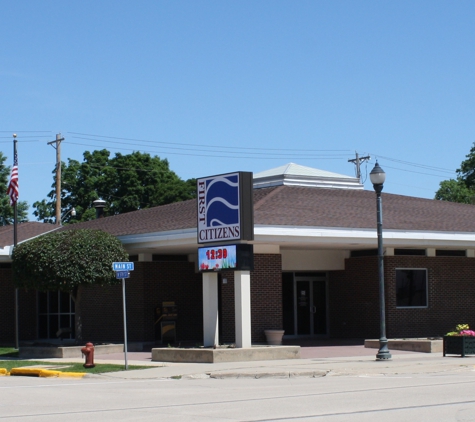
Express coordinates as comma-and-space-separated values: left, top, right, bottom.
0, 360, 150, 374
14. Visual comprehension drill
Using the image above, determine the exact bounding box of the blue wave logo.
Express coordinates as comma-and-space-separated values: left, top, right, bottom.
205, 174, 239, 227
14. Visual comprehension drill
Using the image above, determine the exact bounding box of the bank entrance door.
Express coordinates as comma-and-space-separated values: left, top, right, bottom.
283, 273, 327, 336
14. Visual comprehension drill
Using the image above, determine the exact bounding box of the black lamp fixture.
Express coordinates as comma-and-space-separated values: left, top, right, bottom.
369, 161, 391, 360
60, 207, 76, 226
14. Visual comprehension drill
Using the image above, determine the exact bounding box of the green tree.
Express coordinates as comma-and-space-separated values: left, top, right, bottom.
435, 142, 475, 203
33, 150, 196, 223
0, 151, 28, 225
12, 229, 128, 342
435, 179, 475, 204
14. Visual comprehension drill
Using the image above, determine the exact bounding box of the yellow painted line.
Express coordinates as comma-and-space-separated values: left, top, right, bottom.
10, 368, 42, 376
10, 368, 86, 378
57, 372, 86, 378
38, 370, 62, 378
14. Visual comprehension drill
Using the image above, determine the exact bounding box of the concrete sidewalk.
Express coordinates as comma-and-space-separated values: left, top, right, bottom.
34, 341, 475, 380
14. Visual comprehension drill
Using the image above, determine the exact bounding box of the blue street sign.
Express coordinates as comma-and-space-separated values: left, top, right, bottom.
116, 271, 130, 279
112, 262, 134, 271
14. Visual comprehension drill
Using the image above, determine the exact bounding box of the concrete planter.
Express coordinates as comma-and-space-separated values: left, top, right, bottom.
364, 338, 442, 353
152, 345, 300, 363
264, 330, 285, 345
443, 336, 475, 357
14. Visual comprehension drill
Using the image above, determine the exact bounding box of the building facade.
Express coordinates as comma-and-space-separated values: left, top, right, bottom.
2, 163, 475, 346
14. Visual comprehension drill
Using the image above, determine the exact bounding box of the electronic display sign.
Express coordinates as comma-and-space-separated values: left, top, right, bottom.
198, 244, 254, 272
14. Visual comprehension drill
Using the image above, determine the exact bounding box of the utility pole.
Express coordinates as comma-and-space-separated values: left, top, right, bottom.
348, 152, 371, 182
47, 133, 64, 225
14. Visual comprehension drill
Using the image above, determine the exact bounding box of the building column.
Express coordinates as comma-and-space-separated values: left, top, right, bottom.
234, 270, 251, 348
202, 272, 219, 347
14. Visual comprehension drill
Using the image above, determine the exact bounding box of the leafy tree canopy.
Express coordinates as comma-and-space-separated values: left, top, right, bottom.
0, 151, 28, 224
12, 229, 128, 292
33, 150, 196, 223
457, 142, 475, 187
434, 179, 475, 204
435, 142, 475, 204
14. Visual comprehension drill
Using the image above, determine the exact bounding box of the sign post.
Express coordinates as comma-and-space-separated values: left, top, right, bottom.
112, 262, 134, 370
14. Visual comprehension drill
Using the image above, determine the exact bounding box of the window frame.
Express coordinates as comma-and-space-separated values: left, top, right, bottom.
37, 291, 75, 340
395, 268, 428, 309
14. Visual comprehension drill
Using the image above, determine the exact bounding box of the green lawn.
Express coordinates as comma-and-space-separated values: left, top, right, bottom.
0, 347, 152, 373
0, 357, 151, 374
0, 360, 151, 373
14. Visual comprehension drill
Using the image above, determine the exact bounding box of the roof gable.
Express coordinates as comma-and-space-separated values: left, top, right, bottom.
253, 162, 363, 190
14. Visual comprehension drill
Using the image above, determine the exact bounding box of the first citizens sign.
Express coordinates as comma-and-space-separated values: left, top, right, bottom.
197, 172, 254, 244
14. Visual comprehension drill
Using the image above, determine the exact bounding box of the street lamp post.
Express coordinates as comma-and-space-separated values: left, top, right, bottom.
60, 207, 76, 226
370, 162, 392, 360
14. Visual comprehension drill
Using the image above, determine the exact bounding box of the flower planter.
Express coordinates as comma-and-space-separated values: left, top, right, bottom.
443, 336, 475, 357
264, 330, 285, 346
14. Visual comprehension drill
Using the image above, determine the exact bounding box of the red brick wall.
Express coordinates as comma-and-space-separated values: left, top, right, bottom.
0, 268, 15, 344
385, 256, 475, 338
329, 256, 475, 339
0, 267, 37, 345
329, 257, 380, 339
81, 261, 203, 344
6, 252, 474, 345
220, 254, 282, 344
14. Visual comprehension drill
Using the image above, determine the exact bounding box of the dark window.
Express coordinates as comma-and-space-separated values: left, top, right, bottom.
396, 269, 427, 307
294, 272, 327, 278
38, 291, 75, 339
152, 255, 188, 262
350, 249, 378, 257
394, 249, 426, 256
436, 250, 466, 257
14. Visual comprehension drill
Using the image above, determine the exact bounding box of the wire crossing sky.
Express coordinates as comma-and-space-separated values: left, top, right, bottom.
1, 1, 474, 218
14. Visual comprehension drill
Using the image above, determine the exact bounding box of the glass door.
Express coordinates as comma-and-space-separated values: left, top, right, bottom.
295, 274, 327, 336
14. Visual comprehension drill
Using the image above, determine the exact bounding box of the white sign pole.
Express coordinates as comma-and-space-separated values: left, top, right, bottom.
122, 277, 128, 370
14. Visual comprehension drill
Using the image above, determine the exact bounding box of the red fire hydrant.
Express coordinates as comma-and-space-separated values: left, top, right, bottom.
81, 342, 95, 368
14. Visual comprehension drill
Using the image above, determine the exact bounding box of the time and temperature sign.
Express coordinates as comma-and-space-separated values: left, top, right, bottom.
198, 244, 254, 272
205, 247, 229, 261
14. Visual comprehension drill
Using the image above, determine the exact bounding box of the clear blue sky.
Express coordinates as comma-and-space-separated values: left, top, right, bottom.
1, 1, 474, 219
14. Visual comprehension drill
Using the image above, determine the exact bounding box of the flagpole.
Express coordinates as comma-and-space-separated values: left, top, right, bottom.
12, 134, 19, 350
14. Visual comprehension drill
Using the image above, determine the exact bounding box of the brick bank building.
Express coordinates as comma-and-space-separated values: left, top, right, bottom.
2, 163, 475, 346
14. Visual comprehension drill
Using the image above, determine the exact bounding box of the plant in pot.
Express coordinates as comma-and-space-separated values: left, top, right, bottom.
264, 330, 285, 345
443, 324, 475, 357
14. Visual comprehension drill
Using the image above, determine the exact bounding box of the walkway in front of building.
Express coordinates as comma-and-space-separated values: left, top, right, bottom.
38, 338, 475, 380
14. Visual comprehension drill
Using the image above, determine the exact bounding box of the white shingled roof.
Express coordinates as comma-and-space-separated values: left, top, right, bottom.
253, 163, 363, 190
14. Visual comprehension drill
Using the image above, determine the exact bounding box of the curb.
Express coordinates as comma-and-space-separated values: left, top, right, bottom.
205, 370, 330, 379
7, 368, 86, 378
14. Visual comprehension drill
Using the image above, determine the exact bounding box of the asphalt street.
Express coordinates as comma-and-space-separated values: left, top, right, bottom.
1, 370, 475, 421
1, 343, 475, 421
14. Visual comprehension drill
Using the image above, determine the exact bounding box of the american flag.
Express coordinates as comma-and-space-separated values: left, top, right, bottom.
7, 151, 18, 206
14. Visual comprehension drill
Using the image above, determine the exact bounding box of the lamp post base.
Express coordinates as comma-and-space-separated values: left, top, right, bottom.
376, 339, 392, 360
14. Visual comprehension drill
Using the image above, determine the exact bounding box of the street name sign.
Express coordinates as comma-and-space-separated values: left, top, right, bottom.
112, 262, 134, 271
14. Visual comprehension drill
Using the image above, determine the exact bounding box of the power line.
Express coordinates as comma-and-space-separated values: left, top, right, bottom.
69, 136, 350, 157
379, 164, 454, 178
0, 131, 52, 133
0, 136, 49, 139
67, 131, 351, 153
368, 153, 454, 174
66, 141, 349, 160
0, 140, 40, 143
